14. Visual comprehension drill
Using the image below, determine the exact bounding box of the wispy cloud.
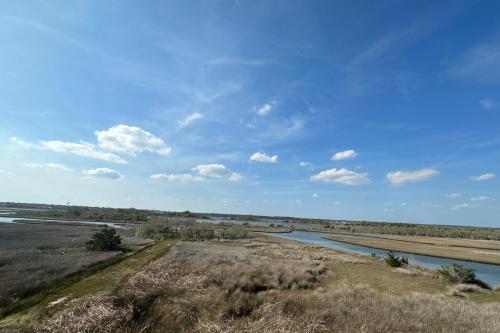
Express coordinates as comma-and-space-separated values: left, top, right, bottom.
480, 98, 498, 111
451, 44, 500, 83
451, 203, 471, 210
470, 173, 496, 181
38, 140, 127, 164
207, 57, 269, 66
178, 113, 204, 128
25, 163, 72, 172
445, 192, 461, 199
150, 173, 203, 182
470, 196, 490, 202
386, 168, 439, 186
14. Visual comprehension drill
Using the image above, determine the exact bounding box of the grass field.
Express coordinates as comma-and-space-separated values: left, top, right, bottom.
0, 239, 177, 328
0, 222, 151, 318
2, 233, 499, 332
323, 234, 500, 265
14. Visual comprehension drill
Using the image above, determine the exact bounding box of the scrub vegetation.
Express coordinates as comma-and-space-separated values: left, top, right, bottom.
0, 222, 150, 318
3, 235, 499, 333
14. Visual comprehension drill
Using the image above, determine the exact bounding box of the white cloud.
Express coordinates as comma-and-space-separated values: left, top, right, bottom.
333, 201, 341, 205
470, 196, 490, 202
25, 163, 72, 171
255, 100, 276, 116
82, 168, 122, 179
445, 192, 462, 199
312, 193, 318, 198
178, 113, 204, 127
10, 137, 33, 148
452, 203, 471, 210
310, 168, 371, 185
192, 164, 241, 182
39, 140, 127, 164
331, 149, 358, 161
250, 152, 279, 163
386, 168, 439, 186
11, 135, 127, 164
95, 124, 171, 156
228, 172, 243, 182
299, 161, 312, 167
150, 173, 203, 182
480, 98, 497, 110
470, 173, 496, 181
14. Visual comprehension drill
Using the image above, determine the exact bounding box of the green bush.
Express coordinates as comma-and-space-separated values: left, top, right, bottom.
384, 251, 408, 267
86, 227, 122, 251
438, 264, 476, 284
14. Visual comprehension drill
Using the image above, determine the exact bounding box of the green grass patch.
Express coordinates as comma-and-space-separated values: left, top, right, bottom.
0, 239, 176, 327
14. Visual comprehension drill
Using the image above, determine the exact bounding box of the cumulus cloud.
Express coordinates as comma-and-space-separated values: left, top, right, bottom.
386, 168, 439, 186
193, 164, 241, 181
250, 152, 279, 163
255, 100, 276, 116
480, 98, 497, 110
331, 149, 358, 161
445, 193, 462, 199
82, 168, 122, 179
95, 124, 171, 156
310, 168, 370, 185
25, 163, 72, 171
150, 173, 203, 182
470, 173, 496, 181
178, 113, 204, 127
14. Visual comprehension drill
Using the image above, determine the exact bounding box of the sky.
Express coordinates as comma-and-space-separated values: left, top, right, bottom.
0, 1, 499, 227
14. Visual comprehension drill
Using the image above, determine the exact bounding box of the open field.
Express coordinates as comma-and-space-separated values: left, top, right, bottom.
323, 234, 500, 265
329, 232, 500, 251
2, 233, 499, 332
0, 222, 151, 317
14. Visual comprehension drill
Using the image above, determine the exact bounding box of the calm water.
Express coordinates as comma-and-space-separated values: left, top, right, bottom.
0, 217, 18, 223
0, 216, 124, 228
267, 231, 500, 287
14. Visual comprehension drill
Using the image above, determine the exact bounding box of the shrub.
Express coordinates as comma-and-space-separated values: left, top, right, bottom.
85, 227, 122, 251
438, 264, 476, 284
384, 251, 408, 267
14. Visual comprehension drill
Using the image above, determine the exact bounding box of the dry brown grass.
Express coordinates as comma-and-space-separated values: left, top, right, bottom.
323, 234, 500, 265
33, 236, 500, 333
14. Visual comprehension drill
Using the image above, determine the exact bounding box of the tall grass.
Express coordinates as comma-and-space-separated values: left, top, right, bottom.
38, 239, 500, 333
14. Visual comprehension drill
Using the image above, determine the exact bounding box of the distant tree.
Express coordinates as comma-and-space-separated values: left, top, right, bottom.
86, 227, 122, 251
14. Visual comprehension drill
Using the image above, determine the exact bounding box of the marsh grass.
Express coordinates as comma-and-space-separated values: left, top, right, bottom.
35, 237, 500, 333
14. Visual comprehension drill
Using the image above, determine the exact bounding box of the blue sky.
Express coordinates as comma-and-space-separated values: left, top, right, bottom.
1, 0, 499, 227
